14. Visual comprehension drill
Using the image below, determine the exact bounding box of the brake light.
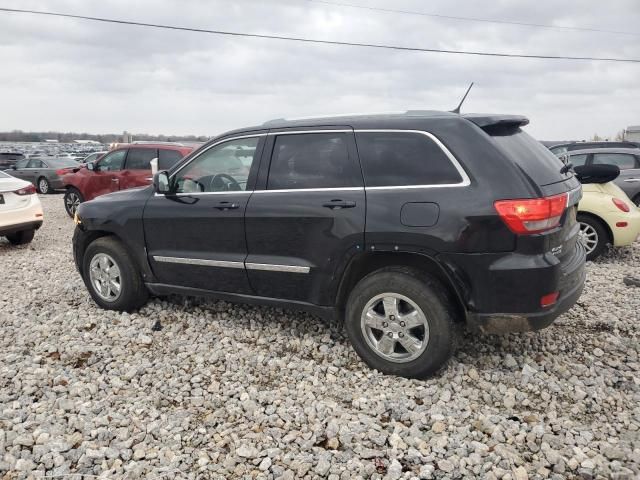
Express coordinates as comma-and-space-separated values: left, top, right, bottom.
14, 184, 37, 195
56, 168, 72, 175
494, 193, 568, 234
612, 198, 630, 213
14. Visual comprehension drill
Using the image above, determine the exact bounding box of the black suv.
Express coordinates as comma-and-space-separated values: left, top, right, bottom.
73, 111, 585, 378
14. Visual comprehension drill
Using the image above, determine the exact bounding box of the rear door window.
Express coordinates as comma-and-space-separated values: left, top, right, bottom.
592, 153, 638, 170
158, 149, 185, 170
267, 132, 362, 190
355, 131, 463, 187
568, 154, 588, 167
125, 148, 157, 170
489, 128, 570, 186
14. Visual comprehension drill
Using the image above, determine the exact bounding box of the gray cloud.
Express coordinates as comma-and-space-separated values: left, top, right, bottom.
0, 0, 639, 139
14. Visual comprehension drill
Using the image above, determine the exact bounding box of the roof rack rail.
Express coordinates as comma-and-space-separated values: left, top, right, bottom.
131, 141, 185, 146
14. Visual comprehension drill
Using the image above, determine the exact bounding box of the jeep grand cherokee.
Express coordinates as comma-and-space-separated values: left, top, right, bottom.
72, 111, 586, 378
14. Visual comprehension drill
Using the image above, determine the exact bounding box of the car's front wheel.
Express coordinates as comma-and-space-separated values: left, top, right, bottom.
83, 237, 149, 311
577, 214, 608, 261
64, 188, 84, 217
345, 267, 458, 379
6, 229, 35, 245
37, 177, 51, 194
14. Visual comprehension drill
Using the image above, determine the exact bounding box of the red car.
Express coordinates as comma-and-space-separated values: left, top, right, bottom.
62, 143, 194, 216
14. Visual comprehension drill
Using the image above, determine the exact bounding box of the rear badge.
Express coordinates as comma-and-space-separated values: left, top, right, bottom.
551, 245, 563, 256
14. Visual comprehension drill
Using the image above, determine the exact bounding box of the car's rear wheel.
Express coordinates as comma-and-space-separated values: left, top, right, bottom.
83, 236, 149, 311
5, 229, 35, 245
344, 267, 458, 379
577, 214, 608, 261
37, 177, 50, 194
64, 188, 83, 217
632, 194, 640, 208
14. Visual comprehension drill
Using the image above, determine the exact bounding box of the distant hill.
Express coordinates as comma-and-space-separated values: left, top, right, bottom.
0, 130, 210, 143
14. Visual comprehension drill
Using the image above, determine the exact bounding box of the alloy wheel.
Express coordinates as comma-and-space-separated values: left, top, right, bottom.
66, 192, 81, 215
360, 293, 429, 363
578, 222, 598, 255
38, 179, 48, 194
89, 253, 122, 302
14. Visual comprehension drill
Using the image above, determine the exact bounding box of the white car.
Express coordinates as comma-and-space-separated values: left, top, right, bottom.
0, 171, 44, 245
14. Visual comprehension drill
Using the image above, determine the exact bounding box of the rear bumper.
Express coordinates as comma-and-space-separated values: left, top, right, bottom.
0, 219, 43, 236
443, 241, 586, 334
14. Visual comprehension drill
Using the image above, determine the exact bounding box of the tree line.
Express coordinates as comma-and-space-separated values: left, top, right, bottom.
0, 130, 209, 143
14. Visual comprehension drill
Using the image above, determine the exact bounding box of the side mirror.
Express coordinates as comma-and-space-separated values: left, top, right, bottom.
154, 171, 171, 194
87, 162, 95, 171
574, 164, 620, 184
150, 157, 158, 175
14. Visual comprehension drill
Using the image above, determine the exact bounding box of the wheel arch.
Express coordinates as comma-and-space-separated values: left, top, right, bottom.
577, 210, 613, 244
335, 251, 468, 324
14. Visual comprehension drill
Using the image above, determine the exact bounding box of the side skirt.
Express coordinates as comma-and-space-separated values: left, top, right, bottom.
145, 282, 337, 321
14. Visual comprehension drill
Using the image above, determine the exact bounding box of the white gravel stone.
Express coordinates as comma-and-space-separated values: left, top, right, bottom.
0, 194, 639, 478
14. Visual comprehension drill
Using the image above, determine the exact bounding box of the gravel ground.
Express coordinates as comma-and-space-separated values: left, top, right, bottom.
0, 194, 639, 480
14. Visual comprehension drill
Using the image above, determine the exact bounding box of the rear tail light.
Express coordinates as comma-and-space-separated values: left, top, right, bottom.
14, 184, 37, 195
56, 168, 72, 175
494, 193, 568, 234
540, 292, 559, 308
612, 198, 630, 213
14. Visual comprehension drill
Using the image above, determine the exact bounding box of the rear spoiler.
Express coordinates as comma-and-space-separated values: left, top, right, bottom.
463, 114, 529, 129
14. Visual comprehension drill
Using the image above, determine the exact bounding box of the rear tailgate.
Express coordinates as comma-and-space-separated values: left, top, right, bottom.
470, 117, 582, 261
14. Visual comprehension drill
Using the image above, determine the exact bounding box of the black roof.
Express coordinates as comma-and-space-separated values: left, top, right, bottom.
216, 111, 530, 138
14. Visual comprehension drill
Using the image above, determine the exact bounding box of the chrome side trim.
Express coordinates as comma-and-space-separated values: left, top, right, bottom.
354, 129, 471, 189
152, 256, 244, 269
153, 190, 253, 197
245, 262, 310, 273
253, 187, 363, 194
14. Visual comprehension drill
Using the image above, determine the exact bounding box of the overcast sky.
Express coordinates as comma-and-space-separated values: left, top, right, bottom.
0, 0, 639, 140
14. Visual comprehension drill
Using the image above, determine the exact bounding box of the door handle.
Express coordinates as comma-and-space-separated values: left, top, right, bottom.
214, 201, 239, 210
623, 178, 640, 183
322, 199, 356, 209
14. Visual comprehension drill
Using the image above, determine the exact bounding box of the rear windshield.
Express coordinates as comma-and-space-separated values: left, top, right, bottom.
49, 158, 79, 167
488, 127, 571, 186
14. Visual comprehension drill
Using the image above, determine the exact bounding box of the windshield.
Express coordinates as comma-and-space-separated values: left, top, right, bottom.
490, 128, 573, 186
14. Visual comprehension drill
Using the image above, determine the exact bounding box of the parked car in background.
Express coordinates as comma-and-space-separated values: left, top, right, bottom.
81, 151, 107, 164
72, 111, 585, 379
562, 148, 640, 206
549, 141, 640, 156
0, 152, 26, 170
0, 171, 43, 245
5, 157, 80, 194
62, 143, 194, 216
572, 164, 640, 260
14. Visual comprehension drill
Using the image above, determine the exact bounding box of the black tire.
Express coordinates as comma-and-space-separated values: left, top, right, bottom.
577, 214, 609, 261
37, 177, 50, 194
344, 267, 459, 379
64, 187, 84, 217
6, 229, 35, 245
632, 194, 640, 208
82, 236, 149, 311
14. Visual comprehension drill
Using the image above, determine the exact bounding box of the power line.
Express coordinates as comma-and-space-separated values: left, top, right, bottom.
1, 7, 639, 64
305, 0, 639, 37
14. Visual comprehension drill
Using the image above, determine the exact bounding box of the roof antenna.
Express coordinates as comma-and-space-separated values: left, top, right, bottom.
451, 82, 474, 114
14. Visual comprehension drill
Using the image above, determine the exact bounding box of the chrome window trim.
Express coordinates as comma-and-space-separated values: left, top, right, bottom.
153, 256, 244, 269
267, 129, 352, 135
353, 129, 471, 189
245, 262, 310, 273
254, 187, 363, 194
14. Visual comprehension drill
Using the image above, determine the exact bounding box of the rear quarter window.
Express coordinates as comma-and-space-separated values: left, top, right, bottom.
355, 131, 464, 187
488, 127, 571, 186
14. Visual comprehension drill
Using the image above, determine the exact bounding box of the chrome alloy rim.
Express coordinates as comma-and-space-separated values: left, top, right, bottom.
89, 253, 122, 301
578, 222, 598, 255
66, 192, 81, 214
39, 179, 48, 193
360, 293, 429, 363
